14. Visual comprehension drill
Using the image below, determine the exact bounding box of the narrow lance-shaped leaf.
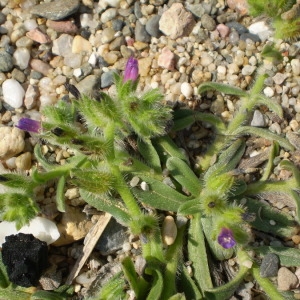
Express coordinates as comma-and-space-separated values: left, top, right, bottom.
198, 82, 248, 97
137, 139, 161, 173
255, 94, 283, 118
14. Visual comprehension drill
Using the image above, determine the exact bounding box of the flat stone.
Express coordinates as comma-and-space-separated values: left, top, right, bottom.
260, 253, 279, 277
46, 20, 78, 34
145, 15, 161, 38
159, 3, 195, 39
26, 28, 51, 44
135, 20, 151, 43
30, 0, 80, 21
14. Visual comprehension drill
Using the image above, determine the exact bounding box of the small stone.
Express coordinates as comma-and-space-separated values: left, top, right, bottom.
72, 35, 92, 54
272, 73, 288, 85
277, 267, 299, 291
263, 86, 274, 97
30, 0, 80, 20
226, 21, 248, 34
291, 59, 300, 76
140, 181, 149, 191
248, 21, 272, 42
186, 3, 205, 18
181, 82, 193, 98
290, 120, 299, 131
46, 20, 78, 34
292, 235, 300, 245
13, 47, 30, 70
15, 152, 32, 170
201, 14, 216, 31
260, 253, 279, 277
159, 3, 195, 39
135, 20, 151, 43
145, 15, 161, 38
0, 49, 13, 72
2, 79, 25, 108
130, 176, 140, 187
100, 8, 117, 23
138, 57, 152, 77
101, 70, 116, 88
216, 24, 230, 38
162, 216, 177, 246
227, 0, 248, 16
158, 47, 176, 71
0, 127, 25, 160
52, 34, 73, 57
103, 52, 118, 65
241, 65, 256, 76
24, 85, 39, 109
75, 270, 96, 287
30, 59, 52, 76
101, 27, 116, 44
26, 28, 51, 44
240, 33, 261, 42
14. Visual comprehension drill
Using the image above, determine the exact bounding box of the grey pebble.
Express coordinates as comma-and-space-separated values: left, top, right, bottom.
112, 19, 125, 32
109, 36, 125, 51
101, 70, 116, 88
11, 68, 26, 83
145, 15, 161, 38
201, 14, 216, 31
135, 21, 151, 43
240, 33, 261, 42
30, 0, 80, 21
251, 110, 266, 127
0, 49, 13, 72
260, 253, 279, 278
95, 217, 128, 256
186, 3, 206, 18
0, 12, 6, 25
226, 21, 248, 34
134, 2, 143, 19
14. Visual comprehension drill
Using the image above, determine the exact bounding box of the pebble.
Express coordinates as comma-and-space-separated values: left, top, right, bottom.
226, 21, 248, 34
0, 127, 25, 160
0, 217, 60, 246
101, 70, 116, 88
135, 20, 151, 43
291, 59, 300, 76
52, 34, 73, 57
277, 267, 299, 291
260, 253, 279, 277
272, 73, 288, 85
241, 65, 256, 76
46, 20, 78, 34
263, 86, 275, 97
30, 59, 52, 76
162, 216, 177, 246
2, 78, 25, 108
15, 152, 32, 170
72, 35, 92, 54
216, 24, 230, 38
0, 49, 13, 72
248, 21, 272, 42
30, 0, 80, 20
186, 3, 205, 18
227, 0, 248, 16
145, 15, 161, 38
13, 47, 31, 70
159, 3, 195, 39
158, 47, 176, 71
181, 82, 193, 98
201, 14, 216, 31
100, 8, 117, 23
26, 28, 51, 44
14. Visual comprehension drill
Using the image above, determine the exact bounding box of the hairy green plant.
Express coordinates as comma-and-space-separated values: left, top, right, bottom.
1, 59, 300, 299
247, 0, 300, 40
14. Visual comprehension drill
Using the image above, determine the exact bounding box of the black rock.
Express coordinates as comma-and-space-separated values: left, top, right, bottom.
112, 19, 125, 32
2, 233, 48, 287
226, 21, 248, 34
260, 253, 279, 278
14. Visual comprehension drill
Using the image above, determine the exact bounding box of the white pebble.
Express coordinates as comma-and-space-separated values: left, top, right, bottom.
2, 79, 25, 108
141, 181, 149, 191
162, 216, 177, 246
263, 87, 274, 97
23, 19, 38, 31
291, 59, 300, 76
181, 82, 193, 98
13, 47, 30, 70
242, 65, 256, 76
130, 176, 140, 187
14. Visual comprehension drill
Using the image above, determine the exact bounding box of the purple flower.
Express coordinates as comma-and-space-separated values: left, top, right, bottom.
123, 57, 139, 82
16, 118, 41, 133
217, 227, 236, 249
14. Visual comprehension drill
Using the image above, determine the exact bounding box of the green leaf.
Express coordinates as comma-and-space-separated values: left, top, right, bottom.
132, 176, 190, 212
233, 126, 294, 151
198, 82, 248, 97
253, 246, 300, 267
0, 174, 36, 192
179, 266, 203, 300
172, 109, 226, 133
261, 43, 283, 61
255, 94, 283, 118
167, 157, 202, 197
79, 189, 130, 225
260, 142, 279, 181
145, 265, 164, 300
178, 198, 201, 215
31, 290, 65, 300
122, 257, 149, 300
0, 253, 9, 288
137, 139, 161, 173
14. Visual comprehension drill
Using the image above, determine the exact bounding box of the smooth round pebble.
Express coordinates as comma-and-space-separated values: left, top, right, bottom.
2, 78, 25, 108
181, 82, 193, 98
162, 215, 177, 246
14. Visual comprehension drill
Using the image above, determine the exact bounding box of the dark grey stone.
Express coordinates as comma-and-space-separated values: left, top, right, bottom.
101, 70, 116, 88
112, 19, 125, 32
30, 0, 80, 21
0, 49, 13, 72
0, 12, 6, 25
226, 21, 248, 34
135, 20, 151, 43
145, 15, 161, 38
95, 217, 128, 256
240, 32, 261, 42
260, 253, 279, 278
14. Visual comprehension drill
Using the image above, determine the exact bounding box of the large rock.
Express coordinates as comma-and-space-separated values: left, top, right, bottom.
159, 3, 195, 39
0, 127, 25, 160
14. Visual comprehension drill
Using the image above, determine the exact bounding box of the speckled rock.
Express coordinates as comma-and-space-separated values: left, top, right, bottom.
30, 0, 80, 21
201, 14, 216, 31
0, 127, 25, 160
159, 3, 196, 39
0, 49, 13, 72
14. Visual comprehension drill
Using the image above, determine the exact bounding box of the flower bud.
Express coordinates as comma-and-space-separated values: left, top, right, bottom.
217, 227, 236, 249
123, 57, 139, 82
16, 118, 41, 133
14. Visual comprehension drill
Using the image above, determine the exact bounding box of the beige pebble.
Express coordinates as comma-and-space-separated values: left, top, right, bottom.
72, 35, 92, 54
292, 235, 300, 245
15, 152, 32, 170
162, 215, 177, 246
277, 267, 299, 291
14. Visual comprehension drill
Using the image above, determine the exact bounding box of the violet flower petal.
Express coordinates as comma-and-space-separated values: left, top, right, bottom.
16, 118, 41, 133
123, 57, 139, 82
217, 227, 236, 249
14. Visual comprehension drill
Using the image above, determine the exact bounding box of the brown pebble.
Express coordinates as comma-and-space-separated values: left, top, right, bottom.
46, 20, 78, 34
26, 28, 51, 44
30, 59, 53, 76
292, 235, 300, 245
162, 215, 177, 246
